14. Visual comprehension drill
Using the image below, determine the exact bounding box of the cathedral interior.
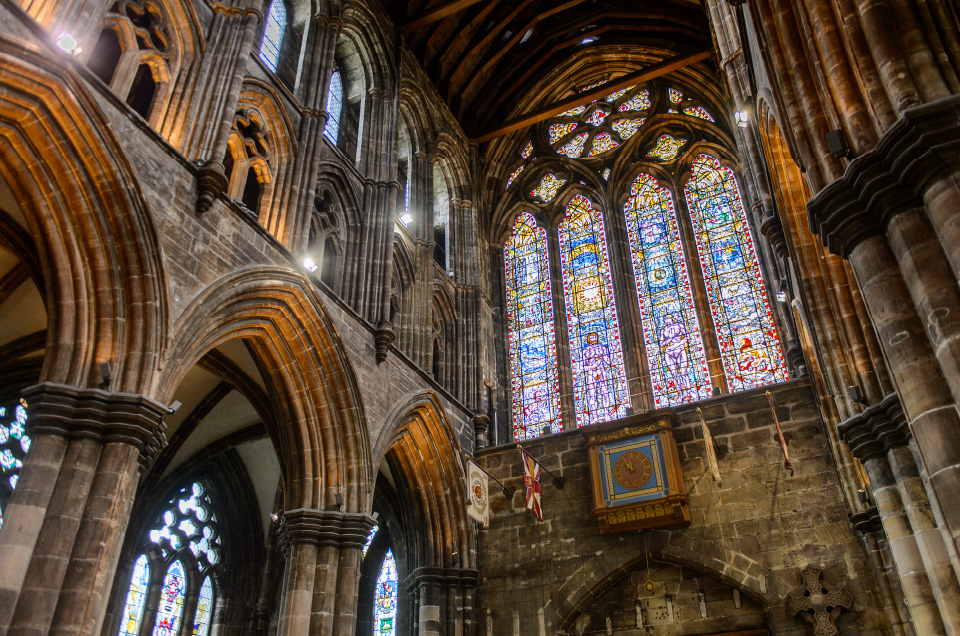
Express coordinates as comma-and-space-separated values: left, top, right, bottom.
0, 0, 959, 634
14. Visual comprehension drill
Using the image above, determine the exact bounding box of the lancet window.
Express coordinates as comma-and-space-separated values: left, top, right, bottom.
0, 399, 30, 530
259, 0, 287, 72
501, 81, 787, 441
115, 482, 221, 636
324, 69, 343, 144
374, 550, 399, 635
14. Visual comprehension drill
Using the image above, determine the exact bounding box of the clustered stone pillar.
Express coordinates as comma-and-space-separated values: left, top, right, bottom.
0, 382, 168, 636
275, 508, 376, 636
404, 566, 478, 636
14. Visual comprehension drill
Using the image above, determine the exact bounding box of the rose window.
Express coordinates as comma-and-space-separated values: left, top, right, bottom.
548, 85, 650, 159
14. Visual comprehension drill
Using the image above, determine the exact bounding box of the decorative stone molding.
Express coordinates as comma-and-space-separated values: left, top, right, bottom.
807, 95, 960, 257
374, 320, 396, 364
21, 382, 168, 471
196, 160, 230, 215
785, 565, 853, 636
473, 413, 489, 449
849, 507, 883, 537
837, 393, 909, 461
280, 508, 377, 548
403, 566, 479, 592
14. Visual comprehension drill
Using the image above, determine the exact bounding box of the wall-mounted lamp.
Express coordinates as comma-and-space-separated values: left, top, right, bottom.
168, 400, 182, 415
56, 32, 82, 55
99, 362, 112, 389
302, 257, 318, 272
399, 213, 413, 227
826, 129, 853, 159
334, 492, 344, 510
777, 281, 788, 302
734, 110, 749, 128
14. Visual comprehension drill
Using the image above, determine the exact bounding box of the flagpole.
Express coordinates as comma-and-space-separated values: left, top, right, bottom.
766, 391, 795, 477
463, 452, 515, 499
516, 444, 565, 489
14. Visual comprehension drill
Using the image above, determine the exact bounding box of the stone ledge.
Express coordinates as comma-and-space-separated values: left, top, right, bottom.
280, 508, 377, 548
21, 382, 168, 471
807, 94, 960, 257
849, 506, 883, 536
403, 566, 479, 592
837, 393, 909, 461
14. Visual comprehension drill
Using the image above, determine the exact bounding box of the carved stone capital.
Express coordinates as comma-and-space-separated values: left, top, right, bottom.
403, 566, 479, 592
837, 393, 909, 461
21, 382, 168, 471
280, 508, 377, 548
374, 320, 396, 364
196, 160, 230, 215
807, 94, 960, 257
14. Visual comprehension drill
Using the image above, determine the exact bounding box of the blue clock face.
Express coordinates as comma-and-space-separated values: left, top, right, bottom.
598, 434, 668, 506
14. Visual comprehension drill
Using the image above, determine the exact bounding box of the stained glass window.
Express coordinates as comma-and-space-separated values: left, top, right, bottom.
601, 168, 611, 181
323, 70, 343, 144
559, 195, 629, 426
259, 0, 286, 72
588, 132, 618, 157
619, 90, 651, 112
624, 174, 713, 406
521, 141, 534, 158
647, 134, 687, 161
149, 482, 220, 568
505, 213, 561, 440
683, 154, 788, 390
374, 549, 398, 636
668, 88, 683, 104
117, 555, 150, 636
192, 577, 214, 636
153, 560, 186, 636
549, 122, 578, 144
578, 79, 608, 92
559, 104, 586, 117
585, 106, 609, 127
604, 87, 631, 102
683, 106, 714, 122
362, 525, 378, 558
612, 117, 644, 141
506, 164, 525, 189
558, 132, 589, 158
531, 174, 567, 203
0, 399, 29, 530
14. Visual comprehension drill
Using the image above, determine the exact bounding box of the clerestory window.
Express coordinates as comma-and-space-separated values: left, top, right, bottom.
259, 0, 287, 72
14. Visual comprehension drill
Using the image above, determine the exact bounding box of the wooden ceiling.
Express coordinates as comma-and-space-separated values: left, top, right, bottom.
388, 0, 714, 139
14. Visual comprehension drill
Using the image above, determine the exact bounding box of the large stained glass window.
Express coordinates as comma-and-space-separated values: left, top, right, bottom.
374, 549, 398, 635
504, 213, 561, 440
324, 70, 343, 144
153, 560, 186, 636
118, 555, 150, 636
546, 85, 648, 159
192, 576, 214, 636
259, 0, 286, 72
683, 154, 787, 390
0, 399, 29, 529
624, 174, 712, 406
559, 195, 629, 426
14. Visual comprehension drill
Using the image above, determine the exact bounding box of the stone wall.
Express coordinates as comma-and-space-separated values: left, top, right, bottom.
476, 379, 887, 635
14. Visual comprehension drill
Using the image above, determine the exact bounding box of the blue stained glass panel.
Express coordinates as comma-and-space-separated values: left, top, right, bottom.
192, 576, 214, 636
324, 70, 343, 144
559, 195, 629, 426
683, 154, 788, 391
0, 400, 30, 530
505, 213, 561, 440
117, 555, 150, 636
153, 561, 186, 636
259, 0, 286, 72
624, 174, 712, 407
374, 550, 398, 635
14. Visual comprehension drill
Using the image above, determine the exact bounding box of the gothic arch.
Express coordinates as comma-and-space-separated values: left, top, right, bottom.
158, 266, 371, 513
0, 38, 166, 392
340, 2, 396, 91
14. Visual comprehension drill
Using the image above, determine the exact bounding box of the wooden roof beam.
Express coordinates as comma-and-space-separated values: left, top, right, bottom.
404, 0, 488, 31
474, 48, 712, 143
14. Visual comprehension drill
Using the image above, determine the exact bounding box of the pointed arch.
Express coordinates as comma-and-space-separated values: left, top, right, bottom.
159, 266, 371, 512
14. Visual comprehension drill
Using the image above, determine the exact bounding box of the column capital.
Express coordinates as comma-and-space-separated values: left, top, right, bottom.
837, 392, 910, 461
21, 382, 168, 471
403, 566, 479, 592
807, 94, 960, 257
280, 508, 377, 548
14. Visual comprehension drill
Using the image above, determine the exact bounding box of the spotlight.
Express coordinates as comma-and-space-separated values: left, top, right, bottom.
56, 32, 81, 55
99, 361, 112, 388
302, 257, 318, 272
168, 400, 182, 415
399, 213, 413, 227
734, 110, 749, 128
777, 281, 788, 302
581, 37, 596, 44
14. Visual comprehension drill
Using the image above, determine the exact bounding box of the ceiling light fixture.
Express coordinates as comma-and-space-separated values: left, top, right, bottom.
302, 257, 318, 272
735, 110, 749, 127
399, 213, 413, 226
56, 32, 81, 55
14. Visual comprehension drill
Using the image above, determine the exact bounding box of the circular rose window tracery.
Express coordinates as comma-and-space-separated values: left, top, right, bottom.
546, 84, 651, 159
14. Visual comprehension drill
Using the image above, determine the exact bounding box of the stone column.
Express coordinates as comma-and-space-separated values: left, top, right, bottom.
405, 567, 478, 636
277, 509, 376, 636
0, 383, 167, 636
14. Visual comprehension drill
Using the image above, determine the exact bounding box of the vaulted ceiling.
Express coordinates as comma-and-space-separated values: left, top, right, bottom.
387, 0, 715, 138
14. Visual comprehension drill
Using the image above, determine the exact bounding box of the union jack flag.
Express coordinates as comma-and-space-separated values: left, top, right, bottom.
520, 447, 543, 521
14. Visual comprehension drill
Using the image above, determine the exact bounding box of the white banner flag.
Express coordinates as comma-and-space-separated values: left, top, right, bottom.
466, 457, 490, 527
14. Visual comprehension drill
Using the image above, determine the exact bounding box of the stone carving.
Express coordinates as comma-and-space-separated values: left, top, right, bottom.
785, 565, 853, 635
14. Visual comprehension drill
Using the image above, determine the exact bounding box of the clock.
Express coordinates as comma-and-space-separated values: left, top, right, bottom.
613, 450, 653, 489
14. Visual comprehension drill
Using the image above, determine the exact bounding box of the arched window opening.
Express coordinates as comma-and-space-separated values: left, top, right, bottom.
193, 576, 214, 636
89, 28, 122, 84
241, 167, 262, 212
117, 555, 149, 636
126, 63, 157, 120
259, 0, 287, 72
559, 195, 629, 426
321, 235, 339, 288
0, 399, 30, 530
683, 154, 787, 391
504, 213, 561, 441
154, 560, 186, 635
324, 69, 343, 144
624, 174, 712, 407
374, 549, 398, 636
432, 333, 444, 385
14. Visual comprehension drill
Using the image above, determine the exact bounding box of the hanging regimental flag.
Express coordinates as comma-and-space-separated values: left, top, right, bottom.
766, 391, 794, 477
466, 456, 490, 527
696, 408, 722, 486
520, 447, 543, 521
